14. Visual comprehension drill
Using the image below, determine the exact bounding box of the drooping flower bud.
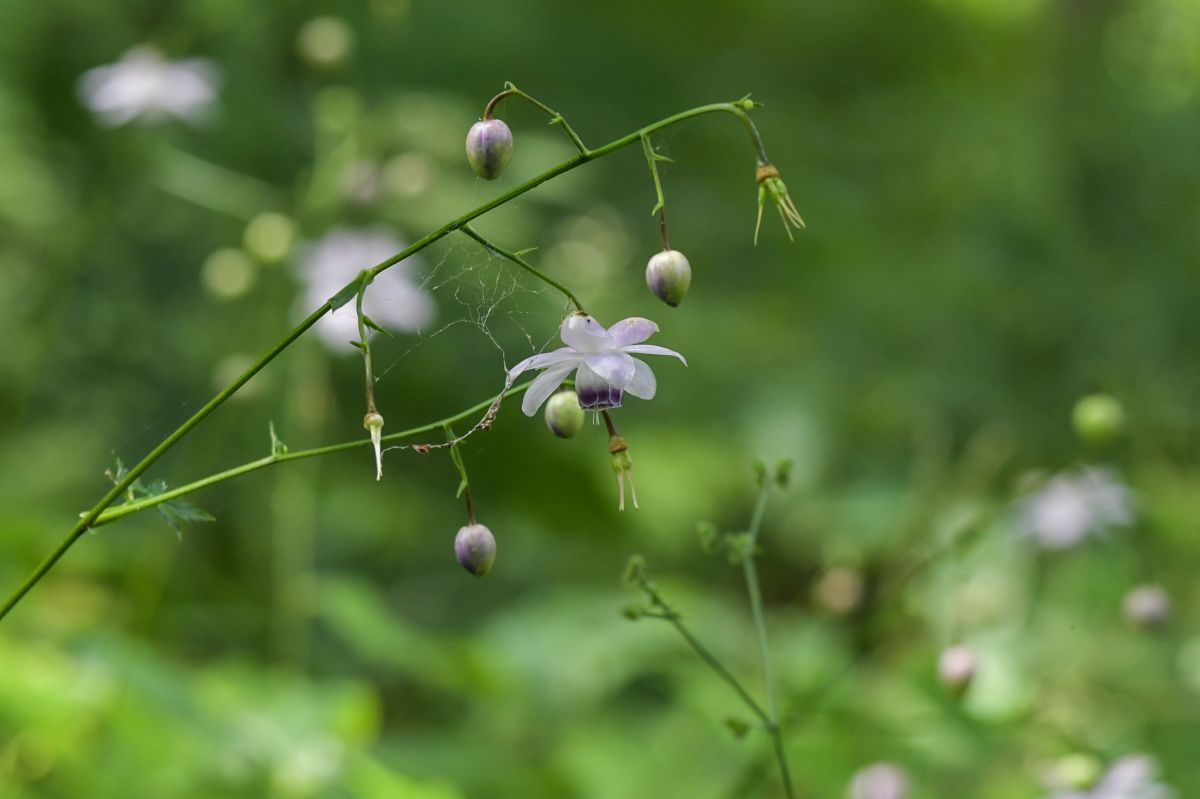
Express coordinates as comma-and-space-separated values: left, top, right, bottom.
465, 119, 513, 180
1072, 393, 1125, 445
454, 523, 496, 577
545, 390, 585, 439
937, 645, 978, 694
363, 411, 384, 481
645, 249, 692, 307
1123, 584, 1170, 628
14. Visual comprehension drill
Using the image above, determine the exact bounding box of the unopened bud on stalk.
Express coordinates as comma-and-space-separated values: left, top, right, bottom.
364, 412, 384, 481
465, 119, 513, 180
545, 390, 585, 438
455, 523, 496, 576
937, 644, 978, 694
645, 249, 692, 307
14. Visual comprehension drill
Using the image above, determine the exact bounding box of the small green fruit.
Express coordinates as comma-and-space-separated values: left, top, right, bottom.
544, 390, 585, 439
1072, 393, 1125, 444
645, 249, 692, 307
465, 119, 513, 180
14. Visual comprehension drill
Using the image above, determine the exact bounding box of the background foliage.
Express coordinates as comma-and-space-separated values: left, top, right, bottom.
2, 0, 1199, 796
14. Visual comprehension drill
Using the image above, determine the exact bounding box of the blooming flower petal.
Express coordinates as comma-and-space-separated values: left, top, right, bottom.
583, 351, 636, 387
619, 344, 688, 366
608, 317, 659, 347
521, 362, 576, 416
575, 363, 624, 410
624, 359, 657, 400
508, 348, 578, 380
560, 314, 614, 353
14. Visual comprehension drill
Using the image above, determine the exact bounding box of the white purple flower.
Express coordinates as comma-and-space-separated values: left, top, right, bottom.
296, 227, 434, 352
507, 314, 686, 416
1016, 467, 1134, 550
77, 46, 219, 127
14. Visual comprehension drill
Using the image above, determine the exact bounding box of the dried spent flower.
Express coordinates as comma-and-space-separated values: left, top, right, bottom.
755, 162, 805, 244
645, 249, 692, 307
544, 390, 585, 439
609, 434, 638, 512
466, 118, 514, 180
363, 412, 384, 481
454, 523, 496, 577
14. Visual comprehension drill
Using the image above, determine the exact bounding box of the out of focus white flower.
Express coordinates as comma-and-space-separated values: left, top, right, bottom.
1123, 584, 1171, 628
297, 227, 434, 352
848, 762, 909, 799
1016, 467, 1134, 550
78, 46, 218, 127
1047, 754, 1172, 799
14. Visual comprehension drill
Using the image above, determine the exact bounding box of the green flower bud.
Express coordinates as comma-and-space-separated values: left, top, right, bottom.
1072, 393, 1125, 444
454, 523, 496, 577
645, 249, 692, 307
544, 390, 585, 438
465, 119, 513, 180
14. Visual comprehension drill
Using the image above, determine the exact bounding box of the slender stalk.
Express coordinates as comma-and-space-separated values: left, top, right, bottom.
740, 480, 794, 798
1, 97, 764, 623
90, 382, 535, 527
484, 82, 590, 156
641, 134, 670, 250
635, 579, 770, 726
459, 225, 586, 313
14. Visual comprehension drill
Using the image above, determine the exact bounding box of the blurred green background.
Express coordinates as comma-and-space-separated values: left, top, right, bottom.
2, 0, 1199, 796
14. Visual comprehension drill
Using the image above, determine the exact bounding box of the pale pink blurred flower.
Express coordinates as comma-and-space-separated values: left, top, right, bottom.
1048, 754, 1172, 799
848, 762, 909, 799
297, 227, 434, 352
1017, 467, 1134, 550
78, 46, 218, 126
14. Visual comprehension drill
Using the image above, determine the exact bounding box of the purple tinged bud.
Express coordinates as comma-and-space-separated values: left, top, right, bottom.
937, 645, 978, 693
645, 249, 692, 307
465, 119, 513, 180
1123, 584, 1170, 627
454, 523, 496, 577
545, 390, 585, 439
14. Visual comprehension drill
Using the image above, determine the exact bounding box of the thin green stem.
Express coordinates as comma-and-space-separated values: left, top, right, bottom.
740, 481, 794, 799
636, 579, 771, 727
355, 272, 378, 414
89, 382, 535, 528
641, 134, 670, 250
485, 82, 589, 155
460, 225, 587, 314
1, 96, 764, 623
